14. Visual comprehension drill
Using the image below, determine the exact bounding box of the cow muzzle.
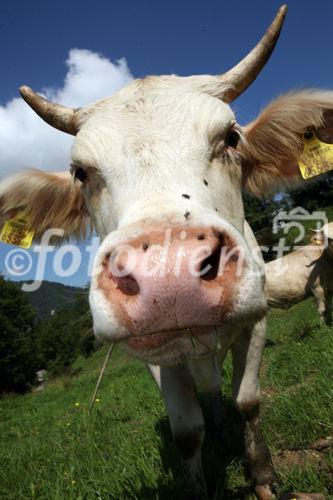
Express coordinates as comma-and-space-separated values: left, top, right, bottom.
94, 226, 260, 354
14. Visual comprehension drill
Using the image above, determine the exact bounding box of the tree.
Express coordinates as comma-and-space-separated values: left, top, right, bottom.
36, 288, 95, 375
243, 193, 292, 261
0, 276, 37, 393
289, 173, 333, 212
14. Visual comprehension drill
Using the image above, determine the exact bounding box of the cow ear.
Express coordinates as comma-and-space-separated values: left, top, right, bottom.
240, 91, 333, 197
0, 170, 91, 241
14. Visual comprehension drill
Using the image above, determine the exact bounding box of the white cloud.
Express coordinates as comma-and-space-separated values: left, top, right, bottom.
0, 49, 133, 179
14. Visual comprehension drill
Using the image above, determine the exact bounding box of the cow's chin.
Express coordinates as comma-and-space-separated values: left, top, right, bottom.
121, 302, 267, 366
122, 326, 228, 366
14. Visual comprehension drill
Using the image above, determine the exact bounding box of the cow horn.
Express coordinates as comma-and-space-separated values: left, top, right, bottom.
19, 86, 78, 135
219, 5, 288, 102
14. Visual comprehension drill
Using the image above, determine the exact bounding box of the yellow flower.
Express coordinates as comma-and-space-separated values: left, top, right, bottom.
71, 480, 76, 485
75, 402, 80, 407
95, 398, 100, 403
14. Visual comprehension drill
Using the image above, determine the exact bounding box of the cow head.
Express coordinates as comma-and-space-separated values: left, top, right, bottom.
311, 222, 333, 257
1, 5, 333, 365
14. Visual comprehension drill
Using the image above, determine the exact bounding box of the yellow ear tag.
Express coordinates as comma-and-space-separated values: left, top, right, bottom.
0, 212, 35, 249
298, 130, 333, 179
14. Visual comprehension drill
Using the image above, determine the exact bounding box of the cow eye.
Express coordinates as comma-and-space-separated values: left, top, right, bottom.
74, 168, 87, 183
225, 129, 240, 149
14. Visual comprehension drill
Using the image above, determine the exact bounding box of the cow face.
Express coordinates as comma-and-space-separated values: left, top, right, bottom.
69, 79, 267, 364
1, 5, 333, 365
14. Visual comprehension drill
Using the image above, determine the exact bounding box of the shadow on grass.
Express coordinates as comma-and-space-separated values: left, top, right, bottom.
139, 395, 252, 500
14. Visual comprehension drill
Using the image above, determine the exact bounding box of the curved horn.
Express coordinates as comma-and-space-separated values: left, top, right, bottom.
220, 5, 287, 102
19, 86, 78, 135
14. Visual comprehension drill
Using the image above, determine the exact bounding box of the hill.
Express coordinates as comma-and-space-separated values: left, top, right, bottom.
0, 297, 332, 499
14, 280, 87, 319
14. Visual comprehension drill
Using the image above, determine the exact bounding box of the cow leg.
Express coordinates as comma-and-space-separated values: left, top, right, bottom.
231, 319, 277, 500
324, 291, 333, 326
312, 287, 328, 324
186, 356, 224, 432
160, 365, 208, 500
148, 363, 161, 388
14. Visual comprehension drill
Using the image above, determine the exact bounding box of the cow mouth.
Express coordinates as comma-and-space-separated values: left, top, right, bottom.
125, 326, 214, 352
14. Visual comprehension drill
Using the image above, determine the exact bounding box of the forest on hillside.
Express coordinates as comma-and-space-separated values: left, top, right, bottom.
0, 277, 95, 393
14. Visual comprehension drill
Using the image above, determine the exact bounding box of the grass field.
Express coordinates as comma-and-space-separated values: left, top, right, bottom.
0, 298, 332, 499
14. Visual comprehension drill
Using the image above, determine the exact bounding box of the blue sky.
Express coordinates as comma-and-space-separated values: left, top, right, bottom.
1, 0, 333, 114
0, 0, 332, 287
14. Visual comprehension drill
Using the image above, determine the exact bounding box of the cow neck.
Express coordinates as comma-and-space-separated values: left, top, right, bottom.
324, 245, 333, 262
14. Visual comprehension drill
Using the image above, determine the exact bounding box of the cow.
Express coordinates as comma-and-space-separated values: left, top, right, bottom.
0, 5, 332, 499
265, 222, 333, 325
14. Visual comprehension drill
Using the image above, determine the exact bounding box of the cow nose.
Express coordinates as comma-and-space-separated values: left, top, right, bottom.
104, 230, 226, 292
99, 227, 241, 334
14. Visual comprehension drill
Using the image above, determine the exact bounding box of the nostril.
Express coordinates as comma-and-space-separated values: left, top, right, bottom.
200, 235, 224, 281
102, 250, 139, 296
112, 274, 140, 296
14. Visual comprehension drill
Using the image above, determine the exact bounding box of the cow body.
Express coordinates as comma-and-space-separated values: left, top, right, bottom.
266, 223, 333, 325
1, 5, 332, 498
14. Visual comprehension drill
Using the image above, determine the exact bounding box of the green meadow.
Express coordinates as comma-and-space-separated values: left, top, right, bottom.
0, 298, 332, 499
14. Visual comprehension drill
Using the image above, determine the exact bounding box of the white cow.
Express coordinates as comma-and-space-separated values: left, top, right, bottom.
0, 5, 332, 499
266, 222, 333, 325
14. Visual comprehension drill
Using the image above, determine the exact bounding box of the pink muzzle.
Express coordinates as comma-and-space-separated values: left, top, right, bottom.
97, 226, 244, 349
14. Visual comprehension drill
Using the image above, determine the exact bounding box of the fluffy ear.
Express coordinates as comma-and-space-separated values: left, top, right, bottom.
240, 90, 333, 196
0, 170, 91, 240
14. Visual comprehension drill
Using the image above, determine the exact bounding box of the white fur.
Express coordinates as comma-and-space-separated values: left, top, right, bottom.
69, 78, 266, 364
